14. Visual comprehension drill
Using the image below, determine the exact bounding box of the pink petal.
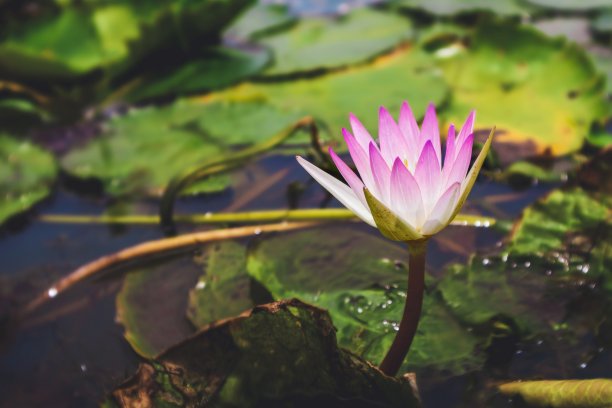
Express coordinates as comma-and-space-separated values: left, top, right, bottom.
296, 156, 375, 226
414, 141, 442, 209
443, 124, 456, 170
368, 142, 391, 203
378, 106, 410, 166
399, 101, 420, 164
329, 147, 367, 206
421, 182, 461, 235
343, 128, 377, 194
349, 113, 375, 151
445, 134, 474, 187
390, 158, 425, 228
456, 110, 475, 151
420, 103, 442, 164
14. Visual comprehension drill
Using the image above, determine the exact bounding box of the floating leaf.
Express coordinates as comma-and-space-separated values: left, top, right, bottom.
499, 379, 612, 407
246, 226, 483, 373
200, 47, 448, 148
525, 0, 611, 10
438, 256, 567, 333
187, 241, 255, 328
0, 134, 56, 224
508, 188, 612, 292
437, 20, 607, 156
58, 103, 219, 196
115, 255, 203, 357
108, 299, 421, 408
225, 3, 296, 40
259, 8, 412, 76
394, 0, 534, 16
125, 46, 269, 102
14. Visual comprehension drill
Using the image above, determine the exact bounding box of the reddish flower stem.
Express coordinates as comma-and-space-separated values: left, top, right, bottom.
379, 241, 428, 377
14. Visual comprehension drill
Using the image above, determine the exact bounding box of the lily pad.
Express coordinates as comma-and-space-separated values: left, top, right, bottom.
507, 188, 612, 291
187, 241, 255, 328
258, 8, 413, 76
246, 226, 483, 374
0, 134, 56, 224
61, 98, 299, 197
437, 20, 608, 156
115, 255, 203, 357
125, 46, 270, 102
225, 3, 296, 40
525, 0, 611, 10
437, 256, 567, 333
394, 0, 534, 16
200, 46, 448, 147
108, 299, 421, 408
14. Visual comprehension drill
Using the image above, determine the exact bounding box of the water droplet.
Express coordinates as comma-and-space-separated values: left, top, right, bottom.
195, 281, 206, 290
475, 220, 482, 227
515, 349, 523, 355
579, 362, 587, 369
524, 261, 531, 268
80, 364, 87, 372
204, 212, 212, 218
48, 287, 58, 298
253, 228, 262, 235
482, 258, 490, 266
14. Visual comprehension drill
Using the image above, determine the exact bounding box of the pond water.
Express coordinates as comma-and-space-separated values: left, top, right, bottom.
0, 0, 611, 407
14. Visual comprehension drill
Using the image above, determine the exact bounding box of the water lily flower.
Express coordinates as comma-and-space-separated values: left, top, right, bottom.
297, 102, 493, 243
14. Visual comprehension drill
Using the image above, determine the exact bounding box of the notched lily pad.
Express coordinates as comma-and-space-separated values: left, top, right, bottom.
0, 134, 56, 224
258, 8, 413, 76
107, 299, 422, 408
246, 226, 483, 374
437, 20, 608, 156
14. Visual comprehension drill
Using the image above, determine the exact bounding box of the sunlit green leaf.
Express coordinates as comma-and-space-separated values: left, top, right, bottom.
437, 20, 608, 156
225, 3, 295, 40
0, 135, 56, 224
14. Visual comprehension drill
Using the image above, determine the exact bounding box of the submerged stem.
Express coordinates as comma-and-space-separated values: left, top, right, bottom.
379, 240, 428, 377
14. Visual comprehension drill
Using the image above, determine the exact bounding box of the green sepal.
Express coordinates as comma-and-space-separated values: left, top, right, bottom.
449, 127, 495, 222
364, 188, 424, 242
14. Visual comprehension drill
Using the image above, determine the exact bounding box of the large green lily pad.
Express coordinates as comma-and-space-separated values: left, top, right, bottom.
108, 299, 421, 408
187, 241, 255, 328
115, 255, 203, 357
438, 256, 567, 333
259, 8, 412, 76
199, 46, 448, 147
0, 135, 56, 224
437, 20, 608, 156
394, 0, 534, 16
61, 99, 303, 197
525, 0, 611, 10
246, 226, 483, 374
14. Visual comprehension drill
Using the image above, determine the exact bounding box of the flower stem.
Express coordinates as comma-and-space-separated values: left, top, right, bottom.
379, 240, 428, 377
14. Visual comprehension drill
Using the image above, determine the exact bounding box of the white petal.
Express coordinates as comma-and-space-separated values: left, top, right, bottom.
296, 156, 375, 226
